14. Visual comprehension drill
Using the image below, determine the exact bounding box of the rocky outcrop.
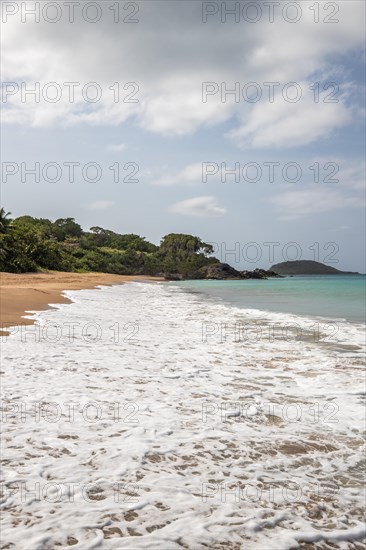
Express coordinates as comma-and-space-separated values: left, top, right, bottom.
198, 263, 243, 280
164, 263, 281, 280
240, 268, 281, 279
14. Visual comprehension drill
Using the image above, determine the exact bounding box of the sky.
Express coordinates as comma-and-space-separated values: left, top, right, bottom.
1, 0, 365, 271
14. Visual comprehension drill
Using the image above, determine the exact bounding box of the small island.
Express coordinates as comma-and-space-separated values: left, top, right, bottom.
270, 260, 360, 276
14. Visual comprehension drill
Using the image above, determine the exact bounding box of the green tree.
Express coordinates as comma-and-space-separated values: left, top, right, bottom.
0, 208, 12, 233
159, 234, 214, 258
158, 234, 215, 276
52, 218, 83, 241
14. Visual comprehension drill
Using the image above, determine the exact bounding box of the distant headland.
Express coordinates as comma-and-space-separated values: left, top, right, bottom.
270, 260, 360, 276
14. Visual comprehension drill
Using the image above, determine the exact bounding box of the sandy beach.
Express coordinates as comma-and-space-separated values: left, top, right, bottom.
0, 271, 164, 334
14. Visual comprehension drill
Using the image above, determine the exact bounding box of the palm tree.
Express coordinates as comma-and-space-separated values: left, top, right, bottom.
0, 208, 12, 233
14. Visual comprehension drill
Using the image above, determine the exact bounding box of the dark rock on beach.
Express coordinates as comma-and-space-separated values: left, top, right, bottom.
240, 268, 281, 279
198, 262, 243, 280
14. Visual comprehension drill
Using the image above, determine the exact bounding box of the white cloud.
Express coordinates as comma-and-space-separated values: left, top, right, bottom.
270, 157, 366, 220
86, 200, 115, 211
333, 225, 350, 232
155, 163, 205, 186
227, 84, 353, 149
2, 0, 364, 147
336, 161, 366, 191
169, 196, 226, 217
139, 89, 233, 136
271, 189, 365, 220
107, 143, 126, 152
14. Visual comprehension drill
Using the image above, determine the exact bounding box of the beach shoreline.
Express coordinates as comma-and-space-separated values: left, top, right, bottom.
0, 271, 164, 335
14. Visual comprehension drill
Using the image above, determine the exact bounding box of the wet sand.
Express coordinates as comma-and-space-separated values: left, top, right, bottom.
0, 271, 164, 334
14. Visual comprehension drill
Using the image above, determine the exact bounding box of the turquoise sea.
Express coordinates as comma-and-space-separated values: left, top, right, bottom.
173, 274, 366, 324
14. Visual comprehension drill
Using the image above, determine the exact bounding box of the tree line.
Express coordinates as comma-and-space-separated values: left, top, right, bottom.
0, 208, 217, 277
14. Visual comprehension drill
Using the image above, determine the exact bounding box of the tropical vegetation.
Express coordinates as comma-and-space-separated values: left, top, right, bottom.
0, 209, 217, 277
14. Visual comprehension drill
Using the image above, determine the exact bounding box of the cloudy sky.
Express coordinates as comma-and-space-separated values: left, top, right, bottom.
1, 0, 365, 270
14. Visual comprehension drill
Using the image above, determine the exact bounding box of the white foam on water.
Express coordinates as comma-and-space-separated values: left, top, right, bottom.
1, 282, 365, 549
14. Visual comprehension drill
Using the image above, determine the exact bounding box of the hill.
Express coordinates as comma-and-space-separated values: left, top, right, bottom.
270, 260, 359, 275
0, 209, 278, 280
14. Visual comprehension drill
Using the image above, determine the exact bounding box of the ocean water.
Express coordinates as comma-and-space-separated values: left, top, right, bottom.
173, 275, 366, 324
1, 281, 365, 549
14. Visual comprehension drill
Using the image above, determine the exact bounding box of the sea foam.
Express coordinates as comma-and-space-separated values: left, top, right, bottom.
1, 282, 365, 549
